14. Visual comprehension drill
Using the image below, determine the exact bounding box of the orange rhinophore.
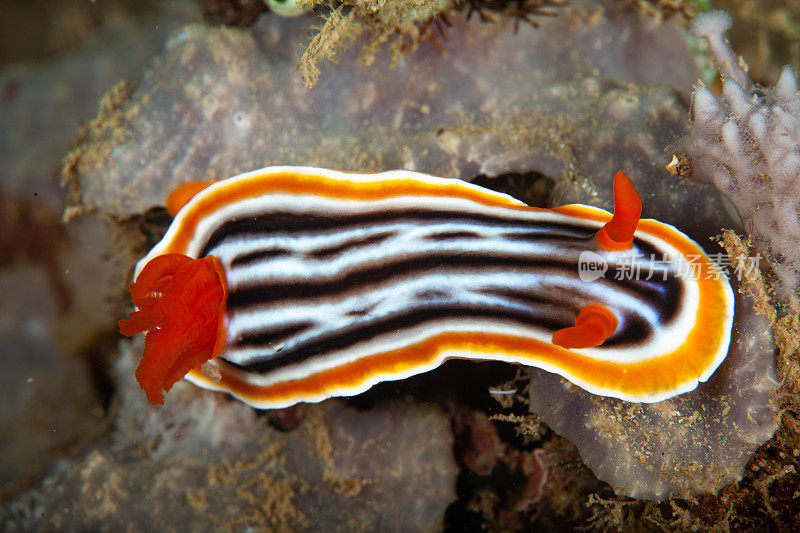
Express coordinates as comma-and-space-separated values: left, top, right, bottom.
597, 171, 642, 251
120, 166, 734, 408
552, 305, 618, 349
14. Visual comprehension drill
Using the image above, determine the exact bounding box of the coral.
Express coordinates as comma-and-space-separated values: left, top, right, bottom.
450, 407, 549, 528
40, 0, 787, 523
712, 0, 800, 85
56, 0, 782, 505
14, 0, 797, 528
454, 408, 506, 476
299, 0, 454, 88
299, 6, 362, 89
529, 279, 779, 500
580, 233, 800, 528
0, 2, 200, 497
528, 207, 779, 502
688, 10, 800, 299
1, 343, 458, 531
531, 36, 780, 498
62, 0, 700, 219
298, 1, 568, 88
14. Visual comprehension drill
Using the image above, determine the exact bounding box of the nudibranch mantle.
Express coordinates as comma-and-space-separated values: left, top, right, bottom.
120, 166, 734, 408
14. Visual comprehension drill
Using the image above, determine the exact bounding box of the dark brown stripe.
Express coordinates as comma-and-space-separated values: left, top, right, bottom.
226, 253, 683, 323
307, 231, 396, 260
201, 209, 599, 256
423, 230, 484, 242
226, 254, 578, 307
231, 248, 294, 267
229, 303, 652, 373
231, 321, 313, 350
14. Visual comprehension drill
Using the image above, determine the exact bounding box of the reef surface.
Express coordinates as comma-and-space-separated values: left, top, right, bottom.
2, 0, 798, 530
61, 0, 780, 502
63, 0, 700, 218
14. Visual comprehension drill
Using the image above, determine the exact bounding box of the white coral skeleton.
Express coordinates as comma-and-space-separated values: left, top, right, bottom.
688, 10, 800, 299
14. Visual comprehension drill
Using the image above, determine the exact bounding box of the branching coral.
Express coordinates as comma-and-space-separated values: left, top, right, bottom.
688, 10, 800, 300
712, 0, 800, 85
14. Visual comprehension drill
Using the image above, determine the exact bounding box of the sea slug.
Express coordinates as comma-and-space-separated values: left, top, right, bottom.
120, 166, 733, 408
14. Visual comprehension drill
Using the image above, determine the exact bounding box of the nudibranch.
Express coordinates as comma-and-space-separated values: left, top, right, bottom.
119, 166, 734, 408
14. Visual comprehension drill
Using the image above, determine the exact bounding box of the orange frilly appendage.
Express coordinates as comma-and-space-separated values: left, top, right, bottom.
597, 171, 642, 251
552, 304, 618, 349
118, 253, 228, 405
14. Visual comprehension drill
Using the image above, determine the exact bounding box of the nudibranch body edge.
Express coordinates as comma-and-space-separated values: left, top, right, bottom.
120, 166, 734, 409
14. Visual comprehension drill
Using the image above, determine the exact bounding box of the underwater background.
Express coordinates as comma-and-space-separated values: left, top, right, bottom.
1, 0, 799, 530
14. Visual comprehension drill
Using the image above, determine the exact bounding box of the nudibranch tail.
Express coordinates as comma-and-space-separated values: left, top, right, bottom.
597, 171, 642, 250
552, 305, 618, 349
119, 253, 227, 404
